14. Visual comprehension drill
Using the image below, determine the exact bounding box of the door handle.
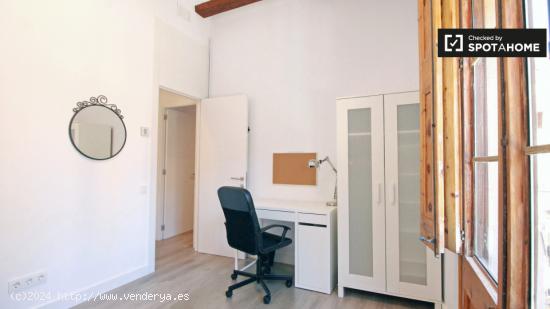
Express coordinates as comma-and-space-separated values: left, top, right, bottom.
419, 236, 435, 244
230, 176, 245, 188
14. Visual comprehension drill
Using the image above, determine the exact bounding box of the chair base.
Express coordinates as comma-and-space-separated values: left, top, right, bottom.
225, 262, 293, 304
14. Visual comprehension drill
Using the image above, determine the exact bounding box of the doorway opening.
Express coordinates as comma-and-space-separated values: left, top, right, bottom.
156, 88, 198, 250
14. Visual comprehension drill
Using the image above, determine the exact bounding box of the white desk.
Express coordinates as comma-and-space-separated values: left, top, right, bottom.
235, 198, 337, 294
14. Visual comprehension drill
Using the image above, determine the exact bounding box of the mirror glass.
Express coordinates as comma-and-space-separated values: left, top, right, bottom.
69, 105, 126, 160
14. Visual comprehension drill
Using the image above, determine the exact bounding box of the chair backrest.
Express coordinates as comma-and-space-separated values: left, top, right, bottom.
217, 186, 261, 255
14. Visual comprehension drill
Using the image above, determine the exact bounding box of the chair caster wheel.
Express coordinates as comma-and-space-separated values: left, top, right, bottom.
225, 290, 233, 298
263, 294, 271, 304
285, 279, 293, 287
231, 273, 238, 280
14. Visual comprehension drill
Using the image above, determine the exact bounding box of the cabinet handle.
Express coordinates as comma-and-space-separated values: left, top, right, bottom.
377, 183, 382, 204
299, 222, 327, 228
391, 184, 396, 205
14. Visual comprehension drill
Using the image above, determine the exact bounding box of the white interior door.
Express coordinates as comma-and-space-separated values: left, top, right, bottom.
163, 107, 196, 239
197, 94, 248, 258
337, 95, 386, 292
384, 91, 441, 301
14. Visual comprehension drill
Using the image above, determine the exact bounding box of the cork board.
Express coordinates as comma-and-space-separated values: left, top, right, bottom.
273, 153, 317, 185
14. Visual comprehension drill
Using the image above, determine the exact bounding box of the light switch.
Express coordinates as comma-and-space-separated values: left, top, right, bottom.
140, 127, 150, 137
139, 185, 148, 195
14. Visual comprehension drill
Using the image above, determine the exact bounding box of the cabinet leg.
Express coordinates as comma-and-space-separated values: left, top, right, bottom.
337, 286, 344, 298
433, 302, 443, 309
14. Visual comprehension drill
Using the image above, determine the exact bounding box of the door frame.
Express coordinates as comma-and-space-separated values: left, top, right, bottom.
158, 104, 198, 240
154, 87, 202, 251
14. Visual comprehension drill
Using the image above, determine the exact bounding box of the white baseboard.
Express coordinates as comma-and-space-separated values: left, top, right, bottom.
37, 265, 152, 309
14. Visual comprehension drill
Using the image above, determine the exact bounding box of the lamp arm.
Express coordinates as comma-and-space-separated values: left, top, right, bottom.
320, 156, 338, 204
333, 180, 338, 202
320, 156, 337, 174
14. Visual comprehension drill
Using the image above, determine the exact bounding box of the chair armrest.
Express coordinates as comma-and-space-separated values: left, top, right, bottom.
260, 224, 291, 240
256, 225, 291, 254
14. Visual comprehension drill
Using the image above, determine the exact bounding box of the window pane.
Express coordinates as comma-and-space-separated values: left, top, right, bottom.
473, 161, 499, 280
526, 0, 550, 307
472, 0, 499, 159
473, 57, 499, 157
471, 0, 500, 285
531, 154, 550, 309
526, 0, 550, 146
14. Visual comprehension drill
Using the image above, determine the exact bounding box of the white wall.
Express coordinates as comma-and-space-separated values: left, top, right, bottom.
444, 251, 459, 309
209, 0, 420, 202
0, 0, 209, 308
157, 20, 209, 98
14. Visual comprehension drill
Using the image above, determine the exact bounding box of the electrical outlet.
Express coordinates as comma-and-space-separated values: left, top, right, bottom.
8, 272, 47, 294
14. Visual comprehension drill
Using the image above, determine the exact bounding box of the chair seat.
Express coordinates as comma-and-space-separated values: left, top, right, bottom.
260, 232, 292, 253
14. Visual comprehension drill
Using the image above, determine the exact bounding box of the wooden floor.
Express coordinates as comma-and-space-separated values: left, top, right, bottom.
76, 232, 433, 309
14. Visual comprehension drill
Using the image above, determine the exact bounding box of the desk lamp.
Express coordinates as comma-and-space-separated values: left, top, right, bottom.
308, 156, 337, 206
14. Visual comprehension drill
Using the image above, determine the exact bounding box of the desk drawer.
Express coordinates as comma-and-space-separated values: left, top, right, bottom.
256, 209, 294, 222
297, 212, 327, 226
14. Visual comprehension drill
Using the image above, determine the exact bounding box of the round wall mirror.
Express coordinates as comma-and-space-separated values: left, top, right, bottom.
69, 96, 127, 160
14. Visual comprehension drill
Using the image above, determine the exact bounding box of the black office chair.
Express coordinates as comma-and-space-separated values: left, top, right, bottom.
217, 186, 293, 304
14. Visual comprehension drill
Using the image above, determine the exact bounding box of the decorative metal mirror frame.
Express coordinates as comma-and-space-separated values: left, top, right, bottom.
68, 95, 127, 161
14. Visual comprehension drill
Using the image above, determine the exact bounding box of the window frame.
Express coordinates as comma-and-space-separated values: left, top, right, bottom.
461, 0, 504, 305
462, 0, 534, 307
462, 52, 503, 306
524, 1, 550, 306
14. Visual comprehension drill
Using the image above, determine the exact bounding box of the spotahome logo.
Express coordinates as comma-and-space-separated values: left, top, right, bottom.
438, 29, 547, 57
444, 34, 463, 52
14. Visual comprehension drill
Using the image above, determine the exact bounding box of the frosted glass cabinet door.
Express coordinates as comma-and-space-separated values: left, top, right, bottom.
337, 96, 386, 292
348, 108, 373, 277
383, 92, 441, 301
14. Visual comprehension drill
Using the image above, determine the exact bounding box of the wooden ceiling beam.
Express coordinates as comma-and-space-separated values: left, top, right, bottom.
195, 0, 262, 18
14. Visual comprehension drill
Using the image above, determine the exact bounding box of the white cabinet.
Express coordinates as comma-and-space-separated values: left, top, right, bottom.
295, 209, 337, 294
254, 199, 337, 294
336, 92, 442, 304
297, 223, 330, 292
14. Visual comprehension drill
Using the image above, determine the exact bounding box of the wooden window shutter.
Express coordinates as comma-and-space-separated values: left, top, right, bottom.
441, 0, 463, 254
418, 0, 446, 255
